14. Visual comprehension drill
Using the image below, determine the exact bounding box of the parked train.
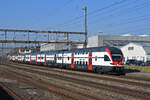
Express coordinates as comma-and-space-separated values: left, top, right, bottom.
9, 46, 124, 74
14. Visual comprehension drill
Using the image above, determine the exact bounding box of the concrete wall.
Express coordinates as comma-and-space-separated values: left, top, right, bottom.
40, 43, 68, 51
87, 35, 98, 48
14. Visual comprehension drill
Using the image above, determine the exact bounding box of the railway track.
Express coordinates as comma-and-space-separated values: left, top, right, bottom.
0, 82, 21, 100
11, 62, 150, 82
2, 63, 150, 100
0, 64, 102, 100
10, 63, 150, 88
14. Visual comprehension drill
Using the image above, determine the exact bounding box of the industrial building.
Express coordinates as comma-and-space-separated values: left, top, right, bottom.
40, 43, 68, 51
40, 43, 84, 51
39, 33, 150, 62
87, 33, 150, 47
121, 43, 150, 62
87, 34, 150, 62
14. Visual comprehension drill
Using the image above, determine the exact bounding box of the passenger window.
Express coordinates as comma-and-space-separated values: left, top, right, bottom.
104, 55, 110, 61
95, 56, 97, 61
68, 57, 69, 60
83, 61, 85, 65
86, 61, 88, 65
81, 61, 82, 65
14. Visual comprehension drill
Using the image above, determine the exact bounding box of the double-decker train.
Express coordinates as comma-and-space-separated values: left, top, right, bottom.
9, 46, 124, 74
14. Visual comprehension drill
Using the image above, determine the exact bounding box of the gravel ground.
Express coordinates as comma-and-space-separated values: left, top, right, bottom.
0, 84, 14, 100
1, 65, 140, 100
1, 64, 150, 100
16, 65, 150, 93
0, 77, 72, 100
0, 68, 73, 100
126, 72, 150, 78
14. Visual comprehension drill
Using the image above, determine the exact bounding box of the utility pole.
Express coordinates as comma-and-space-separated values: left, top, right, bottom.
82, 6, 87, 48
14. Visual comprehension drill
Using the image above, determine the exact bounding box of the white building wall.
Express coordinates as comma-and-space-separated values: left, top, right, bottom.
40, 43, 68, 51
121, 43, 147, 62
87, 35, 98, 48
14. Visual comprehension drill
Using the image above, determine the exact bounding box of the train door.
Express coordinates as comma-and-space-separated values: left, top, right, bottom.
44, 54, 47, 66
88, 52, 92, 70
54, 54, 56, 67
36, 55, 37, 65
71, 53, 74, 69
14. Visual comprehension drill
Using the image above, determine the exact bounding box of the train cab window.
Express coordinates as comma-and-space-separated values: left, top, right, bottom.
68, 57, 69, 60
104, 55, 110, 61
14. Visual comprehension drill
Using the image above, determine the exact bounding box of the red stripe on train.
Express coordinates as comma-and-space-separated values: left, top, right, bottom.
36, 56, 37, 64
88, 52, 92, 70
44, 55, 47, 66
71, 53, 74, 69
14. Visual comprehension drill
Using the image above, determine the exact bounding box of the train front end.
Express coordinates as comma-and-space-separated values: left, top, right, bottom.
105, 47, 124, 74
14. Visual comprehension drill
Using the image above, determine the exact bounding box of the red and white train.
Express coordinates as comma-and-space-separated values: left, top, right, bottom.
9, 46, 124, 74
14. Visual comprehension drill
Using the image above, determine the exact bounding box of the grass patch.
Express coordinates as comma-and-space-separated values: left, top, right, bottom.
125, 66, 150, 72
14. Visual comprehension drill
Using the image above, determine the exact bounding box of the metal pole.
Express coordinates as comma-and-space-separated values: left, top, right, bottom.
82, 7, 87, 48
5, 31, 7, 41
48, 32, 50, 41
13, 32, 16, 40
27, 31, 29, 42
4, 31, 7, 63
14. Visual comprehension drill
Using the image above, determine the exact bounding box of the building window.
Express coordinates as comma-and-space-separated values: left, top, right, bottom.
128, 47, 134, 50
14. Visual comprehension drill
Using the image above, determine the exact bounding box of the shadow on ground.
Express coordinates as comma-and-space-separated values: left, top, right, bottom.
124, 69, 140, 73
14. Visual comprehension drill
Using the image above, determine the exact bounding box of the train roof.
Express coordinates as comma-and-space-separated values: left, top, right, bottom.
36, 46, 121, 54
11, 46, 121, 56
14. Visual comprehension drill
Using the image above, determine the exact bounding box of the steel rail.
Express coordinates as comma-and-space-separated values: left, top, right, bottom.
0, 82, 21, 100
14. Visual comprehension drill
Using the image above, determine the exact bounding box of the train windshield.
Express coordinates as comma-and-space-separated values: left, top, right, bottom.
112, 54, 122, 62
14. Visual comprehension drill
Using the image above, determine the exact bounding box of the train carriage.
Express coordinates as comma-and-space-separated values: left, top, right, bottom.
45, 51, 55, 66
25, 54, 31, 64
9, 46, 124, 74
30, 52, 37, 65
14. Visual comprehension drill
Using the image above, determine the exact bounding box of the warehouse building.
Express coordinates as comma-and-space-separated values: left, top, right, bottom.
40, 33, 150, 63
40, 43, 84, 51
87, 33, 150, 48
40, 43, 68, 51
87, 33, 150, 62
121, 43, 150, 62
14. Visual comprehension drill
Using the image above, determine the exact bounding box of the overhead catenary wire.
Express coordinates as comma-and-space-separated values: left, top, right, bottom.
51, 0, 128, 28
88, 0, 150, 25
88, 0, 150, 34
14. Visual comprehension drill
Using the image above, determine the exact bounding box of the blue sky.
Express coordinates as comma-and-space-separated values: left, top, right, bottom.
0, 0, 150, 36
